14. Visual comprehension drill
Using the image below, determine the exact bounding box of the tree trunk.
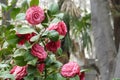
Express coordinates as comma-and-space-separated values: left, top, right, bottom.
114, 44, 120, 78
91, 0, 116, 80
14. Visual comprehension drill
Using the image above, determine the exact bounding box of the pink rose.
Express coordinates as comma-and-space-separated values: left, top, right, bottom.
26, 6, 45, 25
37, 63, 45, 73
10, 66, 27, 80
79, 72, 85, 80
46, 40, 61, 52
31, 44, 47, 60
17, 32, 36, 45
60, 62, 80, 78
47, 21, 67, 36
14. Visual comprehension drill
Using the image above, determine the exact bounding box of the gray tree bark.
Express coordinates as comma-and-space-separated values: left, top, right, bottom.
114, 44, 120, 78
91, 0, 116, 80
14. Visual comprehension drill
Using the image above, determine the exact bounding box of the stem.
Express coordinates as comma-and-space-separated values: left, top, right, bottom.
44, 64, 47, 80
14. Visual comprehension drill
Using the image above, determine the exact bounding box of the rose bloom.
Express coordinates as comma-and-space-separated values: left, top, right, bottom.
26, 6, 45, 25
37, 63, 45, 73
60, 62, 80, 78
31, 44, 47, 60
10, 66, 27, 80
47, 21, 67, 36
46, 40, 61, 52
17, 32, 36, 45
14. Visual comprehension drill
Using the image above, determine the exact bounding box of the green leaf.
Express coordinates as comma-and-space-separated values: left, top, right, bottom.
48, 3, 59, 14
17, 27, 36, 34
0, 71, 15, 80
54, 13, 64, 19
13, 49, 25, 58
0, 64, 9, 68
57, 48, 63, 56
30, 0, 39, 6
27, 65, 37, 75
48, 30, 59, 41
6, 34, 18, 46
14, 49, 27, 66
51, 18, 61, 24
70, 75, 79, 80
24, 51, 35, 62
30, 34, 39, 42
56, 73, 66, 80
24, 75, 34, 80
27, 58, 38, 66
14, 59, 27, 66
46, 73, 66, 80
16, 13, 26, 20
10, 8, 20, 19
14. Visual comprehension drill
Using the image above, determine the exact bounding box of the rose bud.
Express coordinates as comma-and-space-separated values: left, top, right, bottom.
37, 63, 45, 73
26, 6, 45, 25
79, 72, 85, 80
60, 62, 80, 78
17, 32, 36, 45
47, 21, 67, 36
45, 40, 61, 52
31, 44, 47, 60
10, 66, 27, 80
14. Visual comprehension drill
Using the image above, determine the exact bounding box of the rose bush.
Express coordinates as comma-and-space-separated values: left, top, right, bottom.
0, 1, 85, 80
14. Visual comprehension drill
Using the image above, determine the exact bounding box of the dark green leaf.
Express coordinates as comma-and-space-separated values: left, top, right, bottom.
24, 75, 34, 80
48, 30, 59, 41
57, 48, 63, 56
27, 65, 37, 75
24, 51, 35, 61
14, 59, 27, 66
10, 8, 20, 19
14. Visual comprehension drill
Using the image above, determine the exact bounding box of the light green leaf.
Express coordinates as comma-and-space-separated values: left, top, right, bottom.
16, 13, 26, 20
30, 34, 39, 42
17, 27, 36, 34
51, 18, 61, 24
0, 71, 15, 80
48, 3, 59, 14
0, 64, 9, 68
54, 13, 64, 19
